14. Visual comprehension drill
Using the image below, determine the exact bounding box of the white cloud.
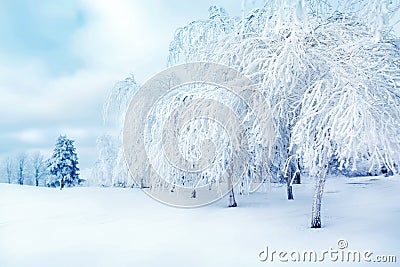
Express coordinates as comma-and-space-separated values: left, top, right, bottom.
14, 129, 48, 144
0, 0, 243, 168
70, 0, 173, 82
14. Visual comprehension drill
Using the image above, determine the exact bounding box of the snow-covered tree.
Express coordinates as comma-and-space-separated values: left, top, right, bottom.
291, 11, 400, 228
166, 0, 400, 220
31, 152, 46, 187
48, 135, 80, 189
92, 75, 139, 187
95, 0, 399, 223
168, 5, 238, 66
130, 78, 274, 206
92, 135, 118, 187
167, 1, 319, 200
17, 153, 27, 185
4, 157, 13, 184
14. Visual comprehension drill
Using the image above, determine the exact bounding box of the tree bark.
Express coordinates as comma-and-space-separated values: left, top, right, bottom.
284, 156, 295, 200
6, 160, 12, 184
229, 187, 237, 207
60, 177, 65, 190
294, 171, 301, 184
227, 163, 237, 207
287, 182, 294, 200
294, 159, 301, 184
35, 169, 39, 186
311, 164, 328, 228
191, 189, 196, 198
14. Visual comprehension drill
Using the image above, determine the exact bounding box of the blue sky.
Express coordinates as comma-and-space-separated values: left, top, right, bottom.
0, 1, 84, 74
0, 0, 261, 171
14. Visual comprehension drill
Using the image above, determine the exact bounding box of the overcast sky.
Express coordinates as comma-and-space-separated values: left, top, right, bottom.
1, 0, 399, 172
0, 0, 268, 171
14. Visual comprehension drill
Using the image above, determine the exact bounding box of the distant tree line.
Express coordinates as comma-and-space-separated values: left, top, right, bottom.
1, 135, 83, 189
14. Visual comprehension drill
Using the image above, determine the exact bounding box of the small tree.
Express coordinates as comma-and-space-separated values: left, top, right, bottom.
48, 135, 80, 189
92, 76, 139, 188
17, 153, 26, 185
31, 152, 45, 187
5, 157, 13, 184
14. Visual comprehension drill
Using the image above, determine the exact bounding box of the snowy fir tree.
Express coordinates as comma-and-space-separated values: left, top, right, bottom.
48, 135, 81, 189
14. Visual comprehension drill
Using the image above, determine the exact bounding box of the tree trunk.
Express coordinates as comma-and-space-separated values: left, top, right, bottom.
294, 171, 301, 184
294, 158, 301, 184
227, 168, 237, 207
35, 169, 39, 186
285, 157, 295, 200
18, 170, 23, 185
287, 182, 294, 200
60, 177, 65, 190
6, 162, 12, 184
229, 187, 237, 207
191, 189, 196, 198
311, 164, 328, 228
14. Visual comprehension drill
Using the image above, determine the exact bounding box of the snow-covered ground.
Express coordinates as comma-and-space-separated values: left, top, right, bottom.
1, 175, 399, 267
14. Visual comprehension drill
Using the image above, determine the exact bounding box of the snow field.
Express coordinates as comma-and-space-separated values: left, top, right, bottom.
0, 175, 399, 267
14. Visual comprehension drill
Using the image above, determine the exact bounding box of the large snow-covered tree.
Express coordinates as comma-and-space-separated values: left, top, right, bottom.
167, 1, 327, 200
95, 0, 399, 223
166, 6, 280, 203
291, 10, 400, 228
48, 135, 80, 189
166, 0, 400, 221
130, 78, 274, 206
